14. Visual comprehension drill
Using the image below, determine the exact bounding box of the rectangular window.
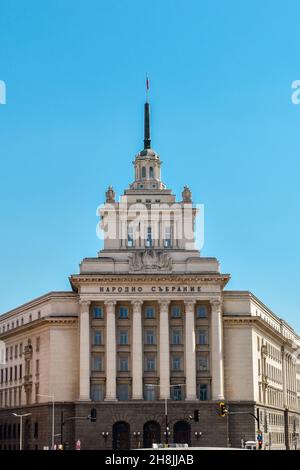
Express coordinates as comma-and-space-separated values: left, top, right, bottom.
119, 330, 129, 345
171, 306, 181, 318
19, 364, 22, 379
36, 337, 40, 352
14, 366, 17, 381
145, 387, 156, 401
145, 306, 155, 318
145, 329, 156, 345
145, 356, 156, 372
127, 226, 134, 247
172, 356, 182, 371
196, 306, 207, 318
19, 343, 23, 357
164, 226, 172, 248
93, 330, 102, 345
199, 384, 208, 401
36, 359, 39, 375
92, 355, 102, 372
93, 307, 103, 319
119, 356, 129, 372
14, 345, 18, 358
172, 386, 182, 401
146, 226, 153, 247
91, 383, 104, 401
119, 306, 129, 319
198, 354, 209, 371
197, 329, 208, 345
117, 384, 129, 401
171, 329, 182, 345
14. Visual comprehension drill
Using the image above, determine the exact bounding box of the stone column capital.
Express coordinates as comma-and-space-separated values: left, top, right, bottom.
104, 300, 117, 310
131, 300, 143, 311
158, 299, 170, 309
210, 298, 222, 310
184, 300, 196, 310
79, 299, 91, 310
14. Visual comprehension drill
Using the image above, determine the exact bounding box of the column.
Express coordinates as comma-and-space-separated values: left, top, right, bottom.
105, 300, 117, 401
159, 300, 170, 399
79, 300, 91, 401
184, 300, 197, 400
132, 300, 143, 399
210, 299, 225, 400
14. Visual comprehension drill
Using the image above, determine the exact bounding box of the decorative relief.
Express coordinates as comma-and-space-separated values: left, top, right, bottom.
128, 250, 172, 273
182, 185, 192, 203
105, 185, 115, 203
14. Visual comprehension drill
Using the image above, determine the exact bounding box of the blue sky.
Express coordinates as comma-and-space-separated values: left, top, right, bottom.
0, 1, 300, 330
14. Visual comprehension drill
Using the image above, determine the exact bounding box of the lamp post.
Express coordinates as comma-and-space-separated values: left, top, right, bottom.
12, 412, 32, 450
37, 393, 55, 449
145, 383, 186, 446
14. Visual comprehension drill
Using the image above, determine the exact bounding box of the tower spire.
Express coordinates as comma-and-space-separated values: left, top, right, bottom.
144, 101, 151, 150
144, 76, 151, 149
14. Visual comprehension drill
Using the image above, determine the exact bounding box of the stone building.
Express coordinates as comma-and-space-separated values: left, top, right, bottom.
0, 101, 300, 450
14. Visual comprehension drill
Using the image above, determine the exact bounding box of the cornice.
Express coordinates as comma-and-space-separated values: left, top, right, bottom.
0, 316, 78, 341
223, 315, 293, 345
70, 273, 230, 290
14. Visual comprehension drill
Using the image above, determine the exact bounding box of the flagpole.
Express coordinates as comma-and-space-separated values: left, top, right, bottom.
146, 74, 149, 103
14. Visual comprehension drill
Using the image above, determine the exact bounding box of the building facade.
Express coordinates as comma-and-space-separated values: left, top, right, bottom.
0, 102, 300, 450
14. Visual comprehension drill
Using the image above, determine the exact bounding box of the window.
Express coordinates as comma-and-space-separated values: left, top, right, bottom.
141, 167, 146, 178
172, 329, 182, 345
91, 384, 104, 401
172, 356, 182, 371
36, 337, 40, 352
119, 356, 129, 372
29, 314, 32, 322
93, 307, 103, 319
146, 226, 153, 247
14, 366, 17, 381
172, 386, 182, 401
164, 226, 172, 248
145, 306, 155, 319
149, 167, 154, 178
119, 306, 129, 319
127, 226, 134, 247
93, 330, 102, 345
117, 384, 129, 401
199, 384, 208, 401
196, 306, 207, 318
19, 364, 22, 379
145, 329, 156, 345
19, 343, 23, 356
34, 422, 38, 439
92, 355, 102, 372
145, 387, 156, 401
119, 330, 129, 345
197, 329, 208, 345
145, 356, 156, 372
198, 354, 209, 371
36, 360, 39, 375
171, 306, 181, 318
14, 345, 18, 358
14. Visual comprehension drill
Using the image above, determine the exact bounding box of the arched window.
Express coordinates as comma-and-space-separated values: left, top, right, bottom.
149, 166, 154, 178
143, 421, 161, 448
173, 420, 191, 446
141, 167, 146, 179
113, 421, 130, 450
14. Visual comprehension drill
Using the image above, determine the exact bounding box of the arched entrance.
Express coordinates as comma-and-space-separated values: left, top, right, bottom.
112, 421, 130, 450
173, 420, 191, 445
143, 421, 161, 448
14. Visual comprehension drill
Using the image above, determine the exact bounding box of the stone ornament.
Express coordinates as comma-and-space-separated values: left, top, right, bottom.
128, 250, 173, 273
105, 185, 115, 203
182, 185, 192, 203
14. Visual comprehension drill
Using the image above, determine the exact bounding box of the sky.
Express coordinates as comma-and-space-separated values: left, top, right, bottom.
0, 1, 300, 331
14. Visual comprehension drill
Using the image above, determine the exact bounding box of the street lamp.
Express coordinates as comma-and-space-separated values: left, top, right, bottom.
37, 393, 55, 449
145, 383, 186, 446
12, 412, 32, 450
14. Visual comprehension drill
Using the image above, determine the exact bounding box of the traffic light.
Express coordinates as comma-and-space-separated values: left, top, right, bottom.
90, 408, 97, 422
219, 402, 228, 417
194, 409, 199, 422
